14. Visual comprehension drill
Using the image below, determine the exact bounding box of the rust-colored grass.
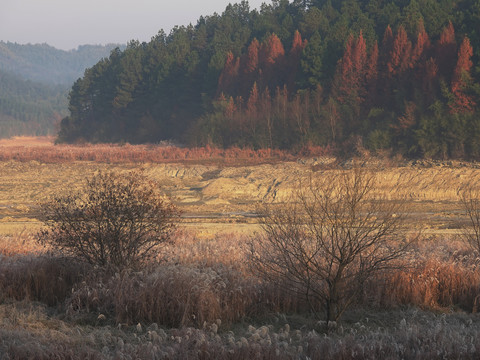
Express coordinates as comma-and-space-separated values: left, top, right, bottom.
0, 136, 54, 147
362, 236, 480, 312
0, 136, 331, 165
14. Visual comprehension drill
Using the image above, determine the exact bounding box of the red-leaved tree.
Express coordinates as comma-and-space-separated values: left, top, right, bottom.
335, 33, 367, 104
412, 20, 431, 65
244, 38, 260, 74
218, 51, 240, 96
262, 33, 285, 65
436, 21, 457, 79
388, 25, 412, 75
450, 36, 475, 114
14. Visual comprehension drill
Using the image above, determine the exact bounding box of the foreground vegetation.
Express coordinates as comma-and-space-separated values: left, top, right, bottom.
1, 232, 480, 359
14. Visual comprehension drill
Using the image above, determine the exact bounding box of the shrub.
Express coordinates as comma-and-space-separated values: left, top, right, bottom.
37, 170, 180, 269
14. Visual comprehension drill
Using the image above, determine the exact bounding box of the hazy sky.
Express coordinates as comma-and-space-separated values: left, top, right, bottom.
1, 0, 266, 50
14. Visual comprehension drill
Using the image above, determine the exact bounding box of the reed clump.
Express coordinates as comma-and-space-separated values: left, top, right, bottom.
0, 255, 89, 306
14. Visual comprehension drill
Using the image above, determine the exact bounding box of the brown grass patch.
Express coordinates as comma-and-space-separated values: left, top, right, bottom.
0, 136, 54, 147
0, 231, 44, 256
0, 138, 332, 165
2, 230, 480, 319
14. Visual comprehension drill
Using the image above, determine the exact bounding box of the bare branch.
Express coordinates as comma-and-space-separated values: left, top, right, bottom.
249, 166, 412, 326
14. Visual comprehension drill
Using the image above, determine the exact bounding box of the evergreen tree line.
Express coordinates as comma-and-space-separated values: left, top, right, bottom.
58, 0, 480, 158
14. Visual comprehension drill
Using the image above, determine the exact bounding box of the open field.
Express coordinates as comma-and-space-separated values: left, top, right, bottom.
2, 137, 480, 358
0, 139, 479, 236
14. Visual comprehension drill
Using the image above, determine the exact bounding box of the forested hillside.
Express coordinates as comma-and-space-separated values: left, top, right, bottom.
0, 70, 68, 138
0, 43, 121, 138
58, 0, 480, 159
0, 42, 122, 85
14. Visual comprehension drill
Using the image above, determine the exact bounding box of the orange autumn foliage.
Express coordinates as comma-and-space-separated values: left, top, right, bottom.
450, 36, 475, 114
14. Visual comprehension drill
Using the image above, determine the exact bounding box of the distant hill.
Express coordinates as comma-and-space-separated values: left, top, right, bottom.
0, 69, 68, 138
0, 42, 123, 85
0, 42, 124, 138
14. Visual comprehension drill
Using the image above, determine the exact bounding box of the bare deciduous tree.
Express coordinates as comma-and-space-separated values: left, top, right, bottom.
249, 166, 411, 325
37, 170, 180, 269
459, 185, 480, 253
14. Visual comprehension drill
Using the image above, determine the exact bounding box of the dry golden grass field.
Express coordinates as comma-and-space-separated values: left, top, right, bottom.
2, 137, 480, 359
0, 136, 478, 237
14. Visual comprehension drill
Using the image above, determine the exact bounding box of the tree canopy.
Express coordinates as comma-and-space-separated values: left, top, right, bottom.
58, 0, 480, 159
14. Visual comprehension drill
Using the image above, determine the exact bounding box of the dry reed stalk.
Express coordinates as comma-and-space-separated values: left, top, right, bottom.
0, 256, 89, 306
361, 237, 480, 311
163, 230, 250, 270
